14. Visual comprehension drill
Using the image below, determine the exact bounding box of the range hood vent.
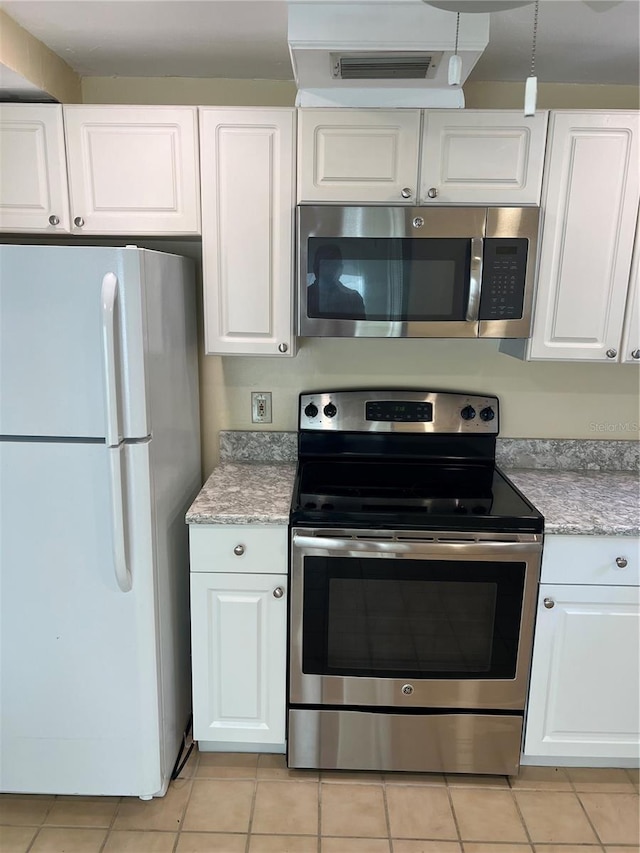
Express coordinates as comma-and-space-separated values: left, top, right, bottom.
288, 2, 490, 109
331, 52, 442, 80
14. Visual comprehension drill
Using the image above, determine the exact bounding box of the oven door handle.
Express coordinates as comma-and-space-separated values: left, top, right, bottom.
291, 534, 540, 557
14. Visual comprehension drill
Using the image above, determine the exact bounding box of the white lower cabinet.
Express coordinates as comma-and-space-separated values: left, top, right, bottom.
524, 536, 640, 765
189, 525, 288, 750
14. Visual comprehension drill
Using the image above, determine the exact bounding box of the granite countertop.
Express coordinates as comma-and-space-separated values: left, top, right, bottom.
186, 462, 296, 525
186, 460, 639, 537
506, 468, 639, 536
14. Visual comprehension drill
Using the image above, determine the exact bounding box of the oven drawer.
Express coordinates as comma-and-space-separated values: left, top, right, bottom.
288, 708, 523, 775
189, 524, 288, 574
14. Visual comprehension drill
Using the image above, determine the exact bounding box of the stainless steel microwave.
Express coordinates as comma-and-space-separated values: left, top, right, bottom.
297, 205, 540, 339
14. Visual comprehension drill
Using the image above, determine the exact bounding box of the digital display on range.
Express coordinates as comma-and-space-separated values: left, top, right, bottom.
365, 401, 433, 422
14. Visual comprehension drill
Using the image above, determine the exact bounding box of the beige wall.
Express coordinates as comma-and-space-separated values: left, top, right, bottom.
22, 72, 640, 474
79, 76, 640, 477
82, 76, 640, 111
0, 9, 80, 103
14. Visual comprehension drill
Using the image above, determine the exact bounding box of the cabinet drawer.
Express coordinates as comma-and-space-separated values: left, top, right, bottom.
542, 535, 640, 586
189, 524, 287, 574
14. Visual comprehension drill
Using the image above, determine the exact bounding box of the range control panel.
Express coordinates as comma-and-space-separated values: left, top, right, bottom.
299, 390, 499, 434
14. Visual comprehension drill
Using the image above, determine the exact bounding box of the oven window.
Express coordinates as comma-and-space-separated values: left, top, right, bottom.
306, 237, 470, 322
302, 558, 525, 679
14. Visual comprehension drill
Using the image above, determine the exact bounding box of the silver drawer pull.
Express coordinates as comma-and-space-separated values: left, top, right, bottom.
615, 556, 628, 568
543, 597, 555, 609
273, 586, 284, 599
233, 544, 245, 556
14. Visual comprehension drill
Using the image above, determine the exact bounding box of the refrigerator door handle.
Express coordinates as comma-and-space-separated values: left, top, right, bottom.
101, 273, 121, 448
108, 445, 132, 593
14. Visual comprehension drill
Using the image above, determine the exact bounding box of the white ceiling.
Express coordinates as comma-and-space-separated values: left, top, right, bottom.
1, 0, 639, 87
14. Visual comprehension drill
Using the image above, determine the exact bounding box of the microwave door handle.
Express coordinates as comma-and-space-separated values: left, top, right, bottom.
466, 237, 483, 322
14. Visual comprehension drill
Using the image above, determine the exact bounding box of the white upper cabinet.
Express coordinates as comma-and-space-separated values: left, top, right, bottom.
528, 112, 640, 362
297, 108, 547, 206
620, 215, 640, 364
419, 110, 548, 205
297, 108, 421, 203
63, 105, 201, 235
0, 104, 70, 233
200, 108, 296, 356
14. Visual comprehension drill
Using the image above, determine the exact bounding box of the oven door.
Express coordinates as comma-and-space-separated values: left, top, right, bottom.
289, 528, 543, 711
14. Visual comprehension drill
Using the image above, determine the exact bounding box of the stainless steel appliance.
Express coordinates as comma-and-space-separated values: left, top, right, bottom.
287, 390, 543, 776
297, 205, 539, 339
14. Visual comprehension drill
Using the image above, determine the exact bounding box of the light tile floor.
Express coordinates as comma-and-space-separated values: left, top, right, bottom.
1, 751, 638, 853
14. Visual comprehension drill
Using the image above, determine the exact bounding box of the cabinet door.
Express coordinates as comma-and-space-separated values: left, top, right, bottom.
525, 584, 640, 761
298, 108, 421, 203
63, 106, 200, 235
0, 104, 70, 233
200, 108, 296, 356
620, 212, 640, 364
190, 572, 286, 747
529, 112, 640, 361
420, 110, 548, 205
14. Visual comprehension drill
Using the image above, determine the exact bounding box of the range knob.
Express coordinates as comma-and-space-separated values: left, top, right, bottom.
479, 406, 495, 422
460, 405, 476, 421
304, 402, 318, 419
323, 403, 337, 418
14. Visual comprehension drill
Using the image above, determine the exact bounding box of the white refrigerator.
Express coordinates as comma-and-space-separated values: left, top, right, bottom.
0, 245, 201, 798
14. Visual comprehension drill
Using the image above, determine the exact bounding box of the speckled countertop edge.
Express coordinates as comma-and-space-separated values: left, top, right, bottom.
190, 432, 639, 534
187, 460, 639, 536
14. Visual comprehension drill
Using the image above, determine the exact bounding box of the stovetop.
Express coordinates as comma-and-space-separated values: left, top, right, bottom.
290, 459, 543, 533
290, 390, 544, 534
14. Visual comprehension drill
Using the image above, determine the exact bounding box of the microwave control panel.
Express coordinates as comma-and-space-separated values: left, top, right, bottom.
478, 238, 529, 321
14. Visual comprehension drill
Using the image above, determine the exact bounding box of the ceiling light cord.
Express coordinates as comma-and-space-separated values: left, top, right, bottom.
448, 12, 462, 86
524, 0, 539, 116
530, 0, 539, 77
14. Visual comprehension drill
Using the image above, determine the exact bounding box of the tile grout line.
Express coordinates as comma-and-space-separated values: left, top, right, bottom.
381, 777, 393, 853
98, 793, 123, 853
443, 776, 464, 852
244, 757, 264, 853
316, 776, 322, 853
171, 776, 195, 853
508, 784, 535, 851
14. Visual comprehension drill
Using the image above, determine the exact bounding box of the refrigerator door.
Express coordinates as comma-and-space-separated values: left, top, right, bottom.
0, 438, 166, 796
0, 245, 149, 440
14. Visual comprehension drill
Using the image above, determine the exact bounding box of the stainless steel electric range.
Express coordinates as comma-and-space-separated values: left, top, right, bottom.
287, 390, 544, 776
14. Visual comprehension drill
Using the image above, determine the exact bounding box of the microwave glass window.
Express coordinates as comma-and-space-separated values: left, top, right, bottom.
307, 238, 471, 322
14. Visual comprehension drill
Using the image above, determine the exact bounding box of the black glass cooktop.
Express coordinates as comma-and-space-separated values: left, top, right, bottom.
290, 459, 543, 533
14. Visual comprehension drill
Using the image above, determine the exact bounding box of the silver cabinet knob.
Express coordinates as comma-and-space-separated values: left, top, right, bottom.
631, 349, 640, 360
606, 348, 617, 359
233, 544, 245, 556
616, 556, 628, 568
48, 214, 60, 226
400, 187, 413, 199
278, 343, 288, 353
412, 217, 424, 229
273, 586, 284, 599
74, 216, 85, 228
427, 187, 438, 199
543, 597, 555, 609
401, 684, 414, 695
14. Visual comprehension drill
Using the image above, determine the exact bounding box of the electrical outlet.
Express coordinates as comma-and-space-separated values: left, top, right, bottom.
251, 391, 272, 424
